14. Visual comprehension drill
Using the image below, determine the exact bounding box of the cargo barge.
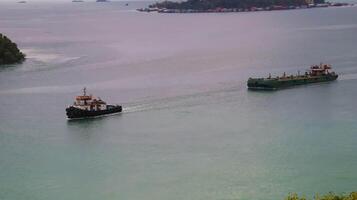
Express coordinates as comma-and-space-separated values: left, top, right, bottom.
247, 63, 338, 90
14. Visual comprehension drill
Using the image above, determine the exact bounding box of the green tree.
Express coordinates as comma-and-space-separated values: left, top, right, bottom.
0, 33, 25, 65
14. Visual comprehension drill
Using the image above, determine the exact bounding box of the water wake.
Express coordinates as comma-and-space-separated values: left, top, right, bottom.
298, 24, 357, 31
121, 86, 242, 114
338, 73, 357, 81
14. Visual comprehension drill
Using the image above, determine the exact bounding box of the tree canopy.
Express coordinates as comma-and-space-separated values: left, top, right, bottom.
0, 33, 25, 65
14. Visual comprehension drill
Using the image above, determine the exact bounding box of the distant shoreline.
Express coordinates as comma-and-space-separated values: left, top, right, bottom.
137, 2, 354, 13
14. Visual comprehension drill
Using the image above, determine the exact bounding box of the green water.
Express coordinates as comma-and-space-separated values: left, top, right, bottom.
0, 2, 357, 200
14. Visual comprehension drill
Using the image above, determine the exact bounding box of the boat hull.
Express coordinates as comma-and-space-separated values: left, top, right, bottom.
247, 74, 338, 90
66, 105, 122, 119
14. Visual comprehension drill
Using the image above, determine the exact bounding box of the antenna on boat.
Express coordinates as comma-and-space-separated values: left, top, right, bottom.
83, 87, 86, 96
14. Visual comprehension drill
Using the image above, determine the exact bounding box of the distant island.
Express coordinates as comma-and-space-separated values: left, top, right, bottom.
285, 192, 357, 200
138, 0, 352, 13
0, 33, 25, 65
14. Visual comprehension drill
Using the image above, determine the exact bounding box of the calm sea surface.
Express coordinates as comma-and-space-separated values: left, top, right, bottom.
1, 1, 357, 200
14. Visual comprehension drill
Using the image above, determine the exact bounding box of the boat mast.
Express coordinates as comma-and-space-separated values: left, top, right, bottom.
83, 87, 86, 96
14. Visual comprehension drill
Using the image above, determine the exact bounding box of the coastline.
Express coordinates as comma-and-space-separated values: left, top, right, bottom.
137, 2, 354, 13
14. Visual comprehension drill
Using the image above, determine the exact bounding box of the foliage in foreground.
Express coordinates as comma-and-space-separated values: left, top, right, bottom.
0, 33, 25, 65
285, 192, 357, 200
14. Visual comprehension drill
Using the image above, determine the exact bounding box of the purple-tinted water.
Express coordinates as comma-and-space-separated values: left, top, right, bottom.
0, 2, 357, 200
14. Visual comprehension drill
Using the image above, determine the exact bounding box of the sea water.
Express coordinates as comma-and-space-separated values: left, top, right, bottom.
0, 2, 357, 200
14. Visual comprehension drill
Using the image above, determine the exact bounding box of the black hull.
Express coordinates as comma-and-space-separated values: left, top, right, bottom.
247, 74, 338, 90
66, 105, 122, 119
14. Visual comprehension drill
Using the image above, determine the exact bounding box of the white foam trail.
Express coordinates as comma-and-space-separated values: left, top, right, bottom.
23, 48, 60, 62
0, 85, 75, 95
22, 48, 81, 65
0, 79, 124, 95
298, 24, 357, 31
122, 104, 153, 113
338, 73, 357, 81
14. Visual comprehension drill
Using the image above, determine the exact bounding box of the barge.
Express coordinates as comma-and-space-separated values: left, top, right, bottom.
247, 63, 338, 90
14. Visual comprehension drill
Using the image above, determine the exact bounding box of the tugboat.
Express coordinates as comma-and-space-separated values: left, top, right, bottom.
66, 88, 122, 119
247, 63, 338, 90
